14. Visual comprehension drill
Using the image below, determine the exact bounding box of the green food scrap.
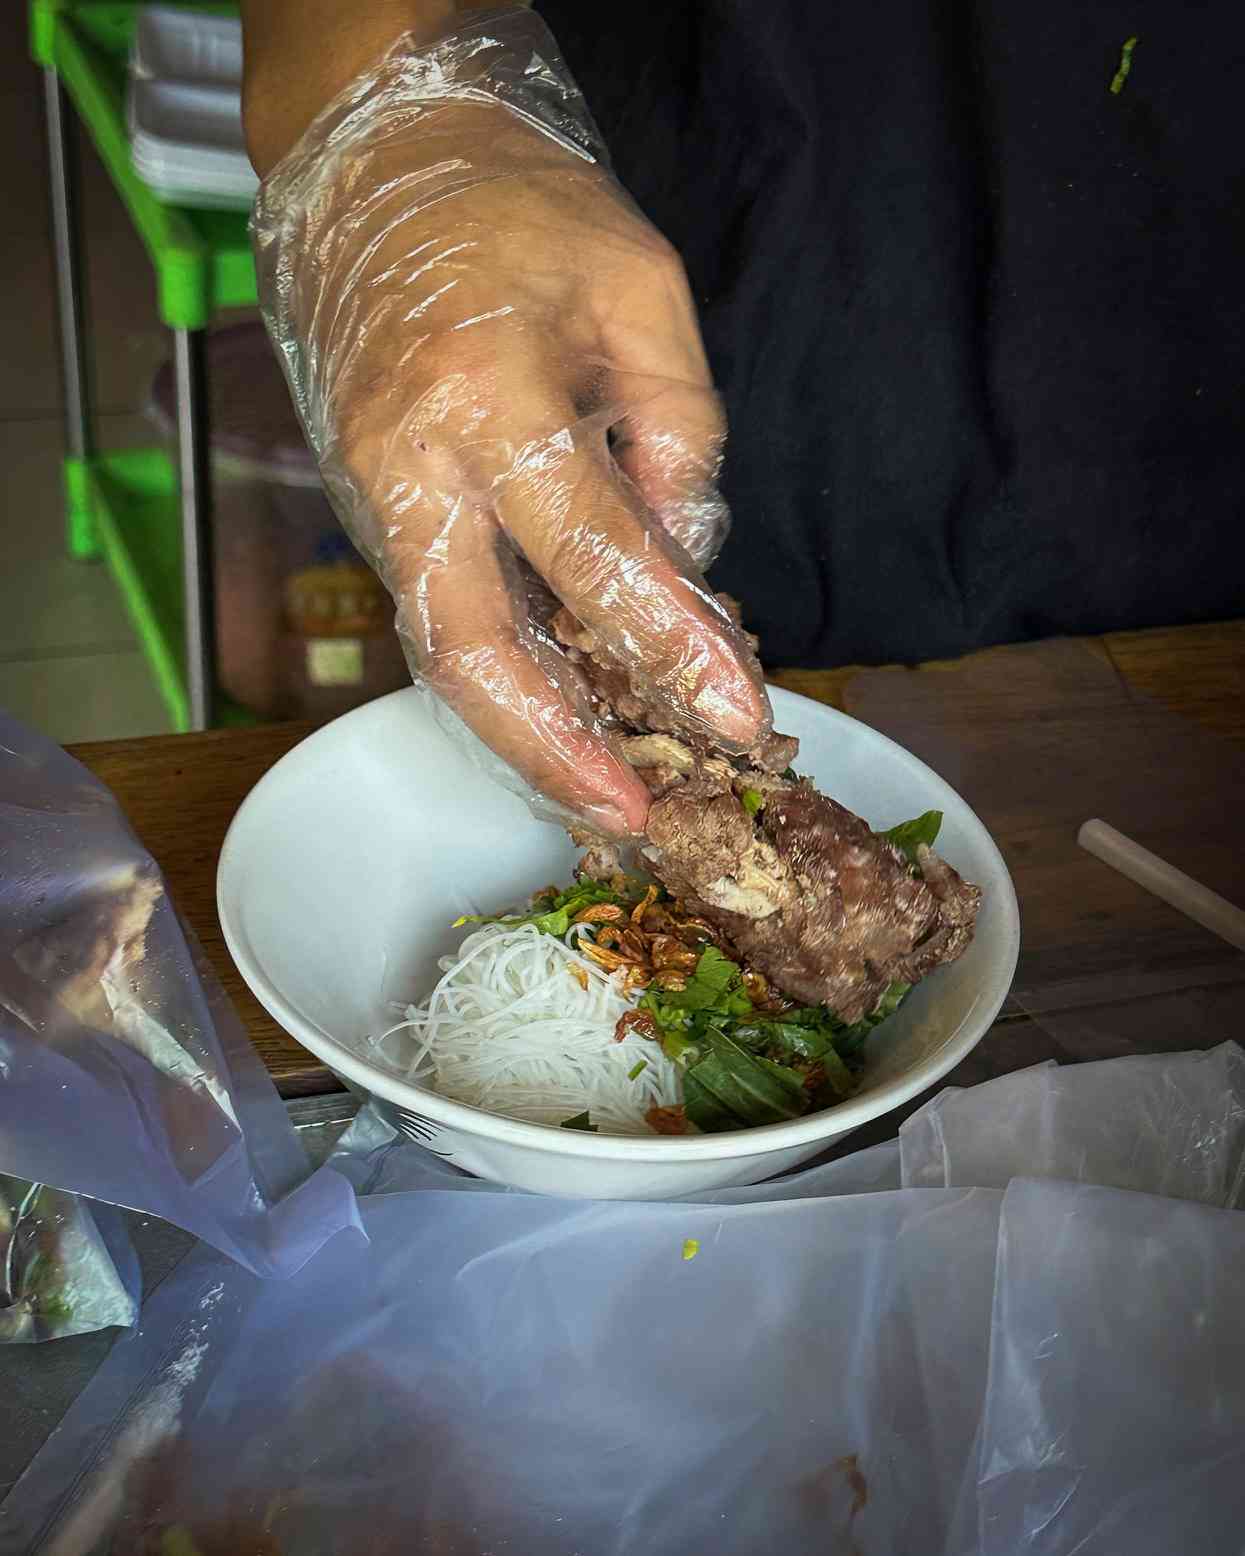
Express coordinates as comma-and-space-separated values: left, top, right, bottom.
1110, 35, 1138, 95
627, 1058, 648, 1080
740, 787, 765, 817
682, 1238, 700, 1261
560, 1110, 598, 1132
32, 1290, 74, 1323
161, 1530, 204, 1556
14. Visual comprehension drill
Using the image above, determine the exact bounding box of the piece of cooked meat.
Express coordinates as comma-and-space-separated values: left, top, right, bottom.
552, 602, 792, 775
617, 734, 698, 774
645, 768, 980, 1022
568, 829, 624, 882
555, 601, 981, 1022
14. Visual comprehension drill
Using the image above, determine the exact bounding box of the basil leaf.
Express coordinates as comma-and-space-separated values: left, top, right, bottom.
818, 1045, 857, 1097
832, 981, 913, 1066
560, 1111, 598, 1132
870, 980, 911, 1023
684, 1033, 809, 1129
682, 1069, 743, 1133
877, 810, 942, 865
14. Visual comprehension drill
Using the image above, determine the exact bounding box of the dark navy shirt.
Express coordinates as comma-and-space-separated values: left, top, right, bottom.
541, 0, 1245, 665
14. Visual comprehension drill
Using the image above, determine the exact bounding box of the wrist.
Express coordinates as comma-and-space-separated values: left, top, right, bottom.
243, 0, 514, 176
245, 5, 597, 185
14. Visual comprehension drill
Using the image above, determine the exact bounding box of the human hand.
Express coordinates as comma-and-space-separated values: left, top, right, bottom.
252, 9, 770, 835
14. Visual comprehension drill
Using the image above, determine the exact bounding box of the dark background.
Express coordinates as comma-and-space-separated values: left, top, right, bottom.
544, 0, 1245, 666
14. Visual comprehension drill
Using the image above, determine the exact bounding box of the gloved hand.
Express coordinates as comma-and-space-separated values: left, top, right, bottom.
252, 6, 770, 836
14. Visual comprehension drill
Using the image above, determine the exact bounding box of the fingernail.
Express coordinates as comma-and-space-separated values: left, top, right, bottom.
693, 680, 766, 748
580, 801, 641, 839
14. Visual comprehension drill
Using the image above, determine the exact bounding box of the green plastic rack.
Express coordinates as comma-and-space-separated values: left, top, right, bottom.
31, 0, 255, 730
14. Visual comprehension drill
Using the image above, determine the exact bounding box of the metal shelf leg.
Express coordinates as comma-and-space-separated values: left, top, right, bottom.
173, 328, 215, 730
43, 68, 95, 558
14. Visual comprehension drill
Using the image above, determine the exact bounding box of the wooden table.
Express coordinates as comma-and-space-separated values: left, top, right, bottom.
69, 620, 1245, 1099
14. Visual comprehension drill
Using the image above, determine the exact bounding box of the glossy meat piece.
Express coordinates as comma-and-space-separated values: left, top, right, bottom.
557, 603, 980, 1019
644, 768, 979, 1023
553, 601, 786, 773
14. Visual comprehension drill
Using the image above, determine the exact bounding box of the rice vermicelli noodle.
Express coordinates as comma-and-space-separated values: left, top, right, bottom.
370, 922, 683, 1133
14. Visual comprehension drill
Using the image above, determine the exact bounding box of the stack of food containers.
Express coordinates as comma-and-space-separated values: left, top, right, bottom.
127, 5, 257, 207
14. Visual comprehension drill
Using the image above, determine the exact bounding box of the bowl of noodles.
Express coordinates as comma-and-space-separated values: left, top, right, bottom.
218, 687, 1019, 1198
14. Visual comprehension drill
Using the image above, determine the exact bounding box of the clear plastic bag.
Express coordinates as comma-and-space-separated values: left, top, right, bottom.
978, 1178, 1245, 1555
900, 1042, 1245, 1206
0, 1178, 138, 1344
0, 715, 361, 1281
0, 1184, 1003, 1555
7, 1048, 1245, 1554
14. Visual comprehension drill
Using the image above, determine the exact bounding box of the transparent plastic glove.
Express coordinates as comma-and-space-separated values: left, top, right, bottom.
252, 7, 770, 836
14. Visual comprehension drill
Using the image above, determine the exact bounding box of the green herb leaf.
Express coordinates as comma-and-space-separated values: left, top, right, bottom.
642, 942, 897, 1123
870, 980, 911, 1022
832, 981, 914, 1065
736, 1018, 831, 1064
817, 1044, 857, 1098
560, 1110, 598, 1132
877, 810, 942, 866
682, 1032, 810, 1132
679, 945, 740, 1008
682, 1068, 746, 1132
661, 1028, 699, 1064
455, 878, 651, 938
664, 946, 754, 1015
740, 787, 765, 817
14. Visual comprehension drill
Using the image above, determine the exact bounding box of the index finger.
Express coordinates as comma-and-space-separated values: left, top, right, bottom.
387, 504, 654, 835
489, 375, 771, 752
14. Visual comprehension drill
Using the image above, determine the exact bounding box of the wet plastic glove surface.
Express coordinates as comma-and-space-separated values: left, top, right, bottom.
252, 7, 770, 835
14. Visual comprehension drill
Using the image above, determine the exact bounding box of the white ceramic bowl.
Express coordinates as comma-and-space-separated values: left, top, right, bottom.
218, 687, 1019, 1198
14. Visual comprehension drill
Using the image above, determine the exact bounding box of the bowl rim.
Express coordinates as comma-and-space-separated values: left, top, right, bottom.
217, 686, 1020, 1162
